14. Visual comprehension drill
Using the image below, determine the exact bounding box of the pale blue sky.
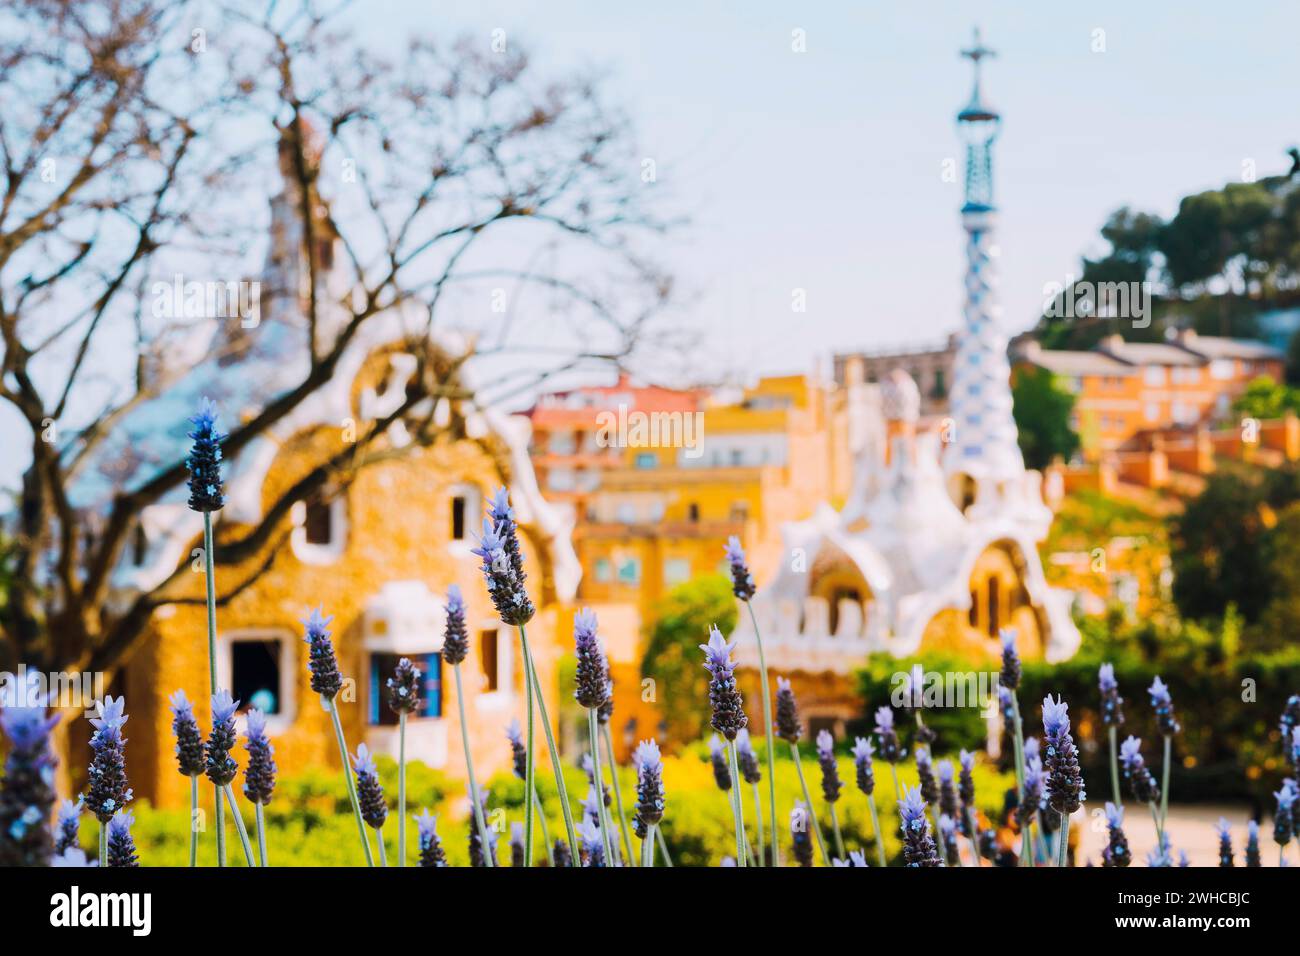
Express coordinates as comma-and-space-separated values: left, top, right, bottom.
350, 0, 1300, 379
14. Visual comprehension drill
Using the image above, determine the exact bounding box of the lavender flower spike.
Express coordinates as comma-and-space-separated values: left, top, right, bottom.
774, 677, 802, 743
1098, 663, 1124, 727
1119, 735, 1160, 805
873, 706, 902, 764
352, 744, 388, 831
441, 585, 470, 665
386, 657, 422, 716
700, 625, 746, 740
205, 690, 241, 788
414, 810, 447, 867
1148, 676, 1181, 737
816, 730, 842, 804
0, 673, 61, 866
471, 487, 535, 626
735, 728, 762, 784
106, 810, 138, 867
852, 737, 876, 796
1274, 785, 1295, 852
724, 535, 756, 601
242, 708, 277, 806
573, 608, 611, 710
898, 786, 942, 867
634, 739, 666, 831
506, 719, 527, 780
579, 820, 606, 867
1246, 820, 1262, 867
303, 607, 342, 699
185, 397, 226, 512
999, 628, 1021, 691
708, 735, 733, 791
791, 803, 814, 867
86, 695, 132, 824
168, 690, 205, 778
1042, 694, 1085, 818
54, 799, 83, 856
1216, 818, 1234, 867
1101, 802, 1130, 868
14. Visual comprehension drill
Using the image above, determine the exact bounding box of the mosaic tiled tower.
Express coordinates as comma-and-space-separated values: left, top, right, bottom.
944, 29, 1026, 497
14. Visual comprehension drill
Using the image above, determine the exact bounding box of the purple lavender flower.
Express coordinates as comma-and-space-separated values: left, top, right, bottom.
700, 626, 747, 740
724, 535, 756, 601
106, 810, 138, 867
1023, 735, 1040, 766
186, 397, 225, 512
915, 746, 939, 808
441, 586, 470, 665
468, 790, 498, 867
1246, 819, 1262, 867
553, 838, 573, 868
579, 820, 605, 867
168, 690, 205, 778
351, 743, 387, 830
937, 759, 959, 820
597, 678, 614, 727
1101, 802, 1130, 868
580, 753, 611, 808
873, 706, 902, 763
573, 608, 610, 710
511, 822, 526, 867
938, 814, 960, 866
303, 607, 342, 699
205, 690, 240, 788
1098, 663, 1124, 728
898, 786, 941, 867
1017, 757, 1044, 830
1216, 818, 1234, 867
0, 674, 60, 865
851, 737, 876, 797
471, 488, 535, 626
999, 628, 1021, 691
54, 799, 82, 856
708, 735, 732, 791
773, 676, 802, 743
1146, 832, 1173, 868
735, 728, 761, 785
958, 750, 977, 816
634, 739, 665, 829
1119, 735, 1160, 805
1148, 676, 1181, 737
1283, 696, 1300, 771
386, 657, 422, 716
413, 809, 447, 867
1042, 694, 1085, 815
791, 803, 814, 867
506, 719, 527, 780
816, 730, 842, 804
1274, 784, 1295, 850
242, 708, 277, 806
85, 696, 132, 824
580, 785, 605, 828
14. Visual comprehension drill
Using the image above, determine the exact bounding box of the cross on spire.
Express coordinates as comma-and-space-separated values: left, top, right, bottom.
961, 26, 996, 68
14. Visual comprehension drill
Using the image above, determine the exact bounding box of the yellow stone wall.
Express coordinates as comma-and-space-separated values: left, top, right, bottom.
112, 422, 566, 810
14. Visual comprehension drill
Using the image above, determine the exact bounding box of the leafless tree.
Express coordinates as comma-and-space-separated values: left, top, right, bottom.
0, 0, 679, 676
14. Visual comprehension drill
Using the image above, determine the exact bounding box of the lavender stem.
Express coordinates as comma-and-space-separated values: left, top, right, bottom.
453, 664, 494, 867
327, 695, 374, 866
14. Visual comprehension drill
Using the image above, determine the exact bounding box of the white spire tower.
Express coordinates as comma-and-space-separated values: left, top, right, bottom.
944, 28, 1026, 501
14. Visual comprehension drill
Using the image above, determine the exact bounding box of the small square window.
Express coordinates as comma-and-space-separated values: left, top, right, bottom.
451, 496, 467, 541
594, 558, 613, 582
369, 652, 442, 725
304, 496, 334, 545
231, 640, 284, 716
480, 630, 499, 692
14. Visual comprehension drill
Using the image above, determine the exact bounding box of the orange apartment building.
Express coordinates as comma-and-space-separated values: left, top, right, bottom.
1015, 330, 1284, 457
